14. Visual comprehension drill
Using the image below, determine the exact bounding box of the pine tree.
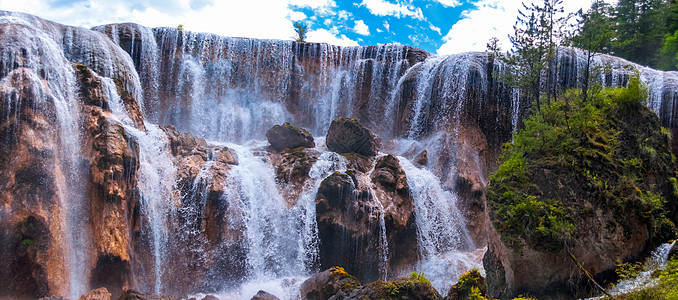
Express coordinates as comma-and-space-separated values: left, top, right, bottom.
571, 0, 614, 101
294, 22, 308, 43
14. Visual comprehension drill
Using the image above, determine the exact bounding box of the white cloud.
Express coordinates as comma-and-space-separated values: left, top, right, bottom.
435, 0, 461, 7
353, 20, 369, 35
289, 11, 307, 21
383, 20, 390, 32
288, 0, 336, 9
429, 24, 441, 35
360, 0, 424, 20
437, 0, 601, 55
307, 28, 359, 46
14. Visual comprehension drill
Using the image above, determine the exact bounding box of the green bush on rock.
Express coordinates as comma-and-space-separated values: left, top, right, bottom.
487, 76, 677, 252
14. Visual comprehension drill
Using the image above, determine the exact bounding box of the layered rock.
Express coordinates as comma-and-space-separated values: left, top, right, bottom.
326, 118, 381, 156
369, 155, 418, 274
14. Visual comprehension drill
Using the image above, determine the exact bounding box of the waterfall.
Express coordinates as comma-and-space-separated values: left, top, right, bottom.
399, 157, 481, 293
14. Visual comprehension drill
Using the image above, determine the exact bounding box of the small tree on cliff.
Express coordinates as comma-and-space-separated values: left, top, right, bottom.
294, 22, 308, 43
571, 0, 614, 101
500, 0, 568, 112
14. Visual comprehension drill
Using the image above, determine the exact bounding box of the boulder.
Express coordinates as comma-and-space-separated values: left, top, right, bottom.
299, 267, 361, 300
266, 122, 314, 151
346, 274, 442, 300
78, 287, 111, 300
250, 290, 280, 300
315, 172, 383, 282
117, 289, 177, 300
445, 268, 488, 300
326, 118, 381, 156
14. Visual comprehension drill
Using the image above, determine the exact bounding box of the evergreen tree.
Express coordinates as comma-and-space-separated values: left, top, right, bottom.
294, 22, 308, 43
613, 0, 668, 66
571, 0, 614, 101
500, 0, 568, 112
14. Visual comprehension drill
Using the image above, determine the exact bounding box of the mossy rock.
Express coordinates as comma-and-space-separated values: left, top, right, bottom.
326, 117, 381, 156
446, 268, 488, 300
266, 122, 314, 151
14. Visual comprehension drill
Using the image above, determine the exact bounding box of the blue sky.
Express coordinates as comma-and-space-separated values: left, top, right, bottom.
0, 0, 597, 54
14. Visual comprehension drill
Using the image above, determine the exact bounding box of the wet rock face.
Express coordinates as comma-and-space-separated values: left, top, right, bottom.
0, 67, 66, 297
326, 117, 381, 156
250, 290, 280, 300
315, 155, 418, 282
315, 172, 383, 281
370, 155, 419, 274
266, 122, 314, 151
269, 147, 320, 206
160, 125, 245, 295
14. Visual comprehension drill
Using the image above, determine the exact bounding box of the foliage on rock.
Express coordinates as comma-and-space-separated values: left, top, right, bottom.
487, 77, 677, 252
446, 268, 488, 300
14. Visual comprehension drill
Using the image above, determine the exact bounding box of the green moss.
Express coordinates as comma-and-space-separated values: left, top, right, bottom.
20, 239, 31, 246
409, 272, 432, 286
606, 257, 678, 299
487, 76, 677, 252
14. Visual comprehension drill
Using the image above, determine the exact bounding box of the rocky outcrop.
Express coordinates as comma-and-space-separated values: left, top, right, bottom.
315, 172, 383, 281
77, 287, 111, 300
299, 267, 361, 300
445, 268, 488, 300
300, 268, 442, 300
370, 155, 418, 274
266, 122, 314, 151
78, 64, 139, 296
250, 290, 280, 300
315, 154, 418, 282
118, 289, 178, 300
483, 90, 678, 299
0, 67, 68, 298
269, 147, 320, 206
326, 118, 381, 156
160, 125, 245, 295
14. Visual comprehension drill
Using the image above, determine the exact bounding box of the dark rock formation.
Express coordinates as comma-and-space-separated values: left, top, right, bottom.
326, 118, 381, 156
315, 172, 383, 281
299, 267, 361, 300
160, 125, 246, 295
370, 155, 419, 274
347, 276, 442, 300
315, 154, 419, 282
118, 289, 178, 300
250, 290, 280, 300
266, 122, 314, 151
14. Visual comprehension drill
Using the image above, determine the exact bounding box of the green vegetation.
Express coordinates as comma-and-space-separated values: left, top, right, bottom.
607, 257, 678, 299
487, 78, 677, 251
448, 268, 488, 300
573, 0, 678, 70
294, 22, 308, 43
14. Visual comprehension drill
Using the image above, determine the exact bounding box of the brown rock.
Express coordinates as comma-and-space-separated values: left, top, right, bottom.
370, 155, 419, 274
269, 147, 320, 206
299, 267, 361, 300
78, 287, 112, 300
117, 289, 177, 300
326, 118, 381, 156
250, 290, 280, 300
266, 122, 315, 151
347, 275, 442, 300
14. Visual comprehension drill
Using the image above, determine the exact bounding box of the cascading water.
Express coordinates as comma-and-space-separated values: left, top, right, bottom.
4, 10, 678, 299
399, 157, 481, 293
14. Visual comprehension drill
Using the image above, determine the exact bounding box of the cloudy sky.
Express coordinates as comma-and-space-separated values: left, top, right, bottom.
0, 0, 599, 55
